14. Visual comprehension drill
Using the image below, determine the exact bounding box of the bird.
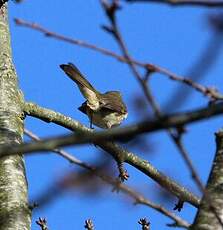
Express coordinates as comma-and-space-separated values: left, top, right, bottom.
60, 62, 128, 129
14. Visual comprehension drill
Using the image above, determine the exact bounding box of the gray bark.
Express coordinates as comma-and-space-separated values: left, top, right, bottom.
0, 3, 30, 230
191, 130, 223, 230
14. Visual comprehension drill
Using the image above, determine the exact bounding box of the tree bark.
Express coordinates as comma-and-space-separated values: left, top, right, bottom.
0, 3, 30, 230
191, 130, 223, 230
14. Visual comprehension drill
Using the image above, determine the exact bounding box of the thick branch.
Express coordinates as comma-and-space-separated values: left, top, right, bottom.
10, 102, 200, 207
191, 130, 223, 229
25, 129, 190, 228
22, 102, 223, 143
0, 4, 30, 230
1, 100, 220, 209
100, 0, 208, 197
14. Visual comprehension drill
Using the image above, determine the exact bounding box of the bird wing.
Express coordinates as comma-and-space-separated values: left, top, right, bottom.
100, 91, 127, 114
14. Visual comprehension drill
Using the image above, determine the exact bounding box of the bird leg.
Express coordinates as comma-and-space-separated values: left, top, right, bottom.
89, 111, 94, 129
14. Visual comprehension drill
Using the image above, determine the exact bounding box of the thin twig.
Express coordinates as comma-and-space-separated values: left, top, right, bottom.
36, 218, 49, 230
25, 129, 190, 228
14, 18, 223, 101
107, 5, 223, 223
146, 83, 206, 193
99, 2, 209, 221
22, 102, 201, 207
164, 25, 223, 110
138, 218, 150, 230
98, 0, 216, 195
84, 219, 94, 230
143, 85, 223, 227
125, 0, 223, 7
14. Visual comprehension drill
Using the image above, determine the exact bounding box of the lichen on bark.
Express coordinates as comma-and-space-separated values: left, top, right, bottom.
0, 3, 30, 230
191, 130, 223, 230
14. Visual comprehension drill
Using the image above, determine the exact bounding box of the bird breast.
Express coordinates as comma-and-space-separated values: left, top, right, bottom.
88, 110, 128, 129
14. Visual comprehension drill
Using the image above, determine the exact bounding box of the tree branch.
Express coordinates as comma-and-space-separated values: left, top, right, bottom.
25, 129, 191, 229
99, 4, 223, 225
125, 0, 223, 7
84, 219, 94, 230
36, 218, 49, 230
18, 102, 201, 207
191, 130, 223, 229
14, 18, 223, 101
23, 102, 223, 144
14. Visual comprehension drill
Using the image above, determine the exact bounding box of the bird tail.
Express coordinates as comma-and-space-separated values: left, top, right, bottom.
60, 63, 99, 100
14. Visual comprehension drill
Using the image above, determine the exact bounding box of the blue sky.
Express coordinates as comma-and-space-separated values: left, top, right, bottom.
8, 1, 223, 229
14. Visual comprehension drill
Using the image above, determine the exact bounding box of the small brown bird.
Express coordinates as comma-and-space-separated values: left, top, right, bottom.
60, 63, 128, 129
